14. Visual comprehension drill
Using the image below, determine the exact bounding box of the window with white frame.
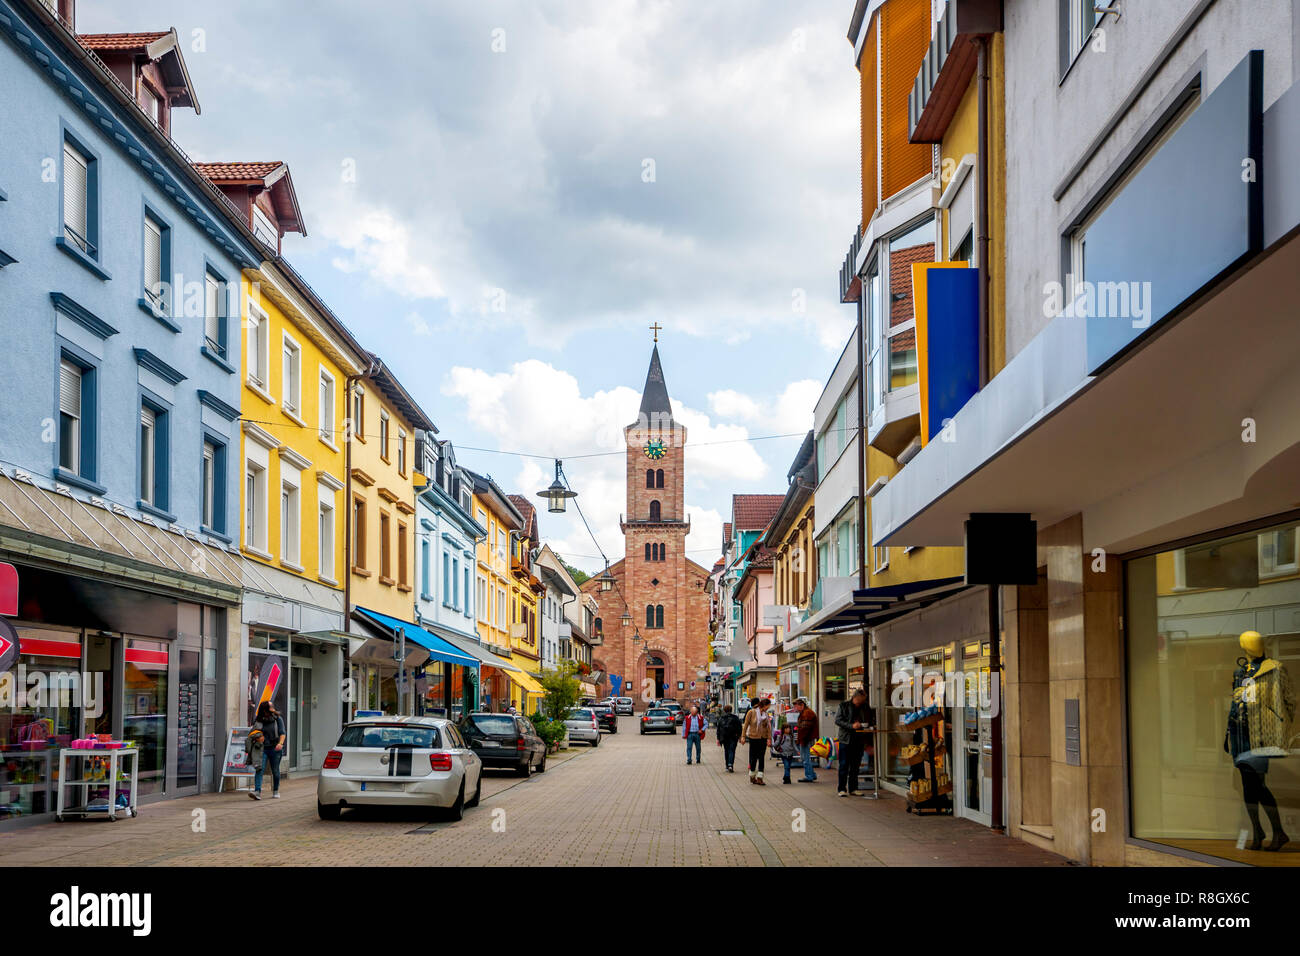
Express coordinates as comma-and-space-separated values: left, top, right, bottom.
280, 473, 301, 567
1064, 0, 1104, 66
477, 575, 488, 623
379, 410, 390, 461
246, 304, 269, 390
1260, 526, 1300, 578
496, 586, 506, 630
882, 218, 933, 392
318, 368, 335, 444
62, 139, 93, 256
58, 358, 84, 474
140, 85, 161, 126
351, 387, 365, 443
143, 214, 166, 311
464, 566, 471, 617
245, 461, 266, 552
204, 272, 226, 357
397, 428, 407, 475
281, 334, 301, 415
319, 497, 335, 580
202, 441, 216, 530
421, 539, 431, 597
138, 403, 165, 509
252, 204, 278, 248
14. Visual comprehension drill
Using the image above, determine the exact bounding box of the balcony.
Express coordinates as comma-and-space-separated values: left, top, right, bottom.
839, 225, 863, 303
908, 0, 1003, 144
619, 513, 690, 532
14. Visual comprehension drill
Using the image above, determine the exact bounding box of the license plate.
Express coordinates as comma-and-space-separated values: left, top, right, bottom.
361, 781, 404, 792
481, 740, 499, 747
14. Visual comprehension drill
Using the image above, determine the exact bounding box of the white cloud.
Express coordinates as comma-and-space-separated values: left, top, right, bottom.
708, 378, 819, 436
404, 311, 432, 337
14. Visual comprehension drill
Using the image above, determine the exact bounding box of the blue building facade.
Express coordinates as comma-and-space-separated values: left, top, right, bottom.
0, 0, 263, 821
413, 437, 490, 714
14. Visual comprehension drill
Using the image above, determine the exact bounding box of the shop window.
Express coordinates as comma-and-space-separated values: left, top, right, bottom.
1126, 519, 1300, 862
125, 637, 169, 796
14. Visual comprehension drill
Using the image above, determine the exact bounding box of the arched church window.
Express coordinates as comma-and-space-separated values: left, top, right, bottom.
655, 605, 665, 628
649, 500, 661, 521
655, 468, 664, 488
645, 543, 652, 561
646, 604, 655, 627
646, 469, 655, 488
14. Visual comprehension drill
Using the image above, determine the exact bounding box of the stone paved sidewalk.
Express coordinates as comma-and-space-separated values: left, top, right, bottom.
0, 720, 1068, 866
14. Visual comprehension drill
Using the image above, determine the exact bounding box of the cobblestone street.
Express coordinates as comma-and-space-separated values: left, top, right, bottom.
0, 720, 1067, 867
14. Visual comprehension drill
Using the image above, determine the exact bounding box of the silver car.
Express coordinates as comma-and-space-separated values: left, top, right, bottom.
613, 697, 634, 716
564, 707, 601, 746
640, 708, 676, 734
317, 716, 483, 821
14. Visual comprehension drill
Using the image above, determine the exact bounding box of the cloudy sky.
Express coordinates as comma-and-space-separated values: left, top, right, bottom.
85, 0, 859, 572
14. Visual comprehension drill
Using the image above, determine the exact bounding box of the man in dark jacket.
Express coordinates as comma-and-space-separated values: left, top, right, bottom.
715, 704, 743, 772
793, 698, 819, 783
834, 688, 874, 796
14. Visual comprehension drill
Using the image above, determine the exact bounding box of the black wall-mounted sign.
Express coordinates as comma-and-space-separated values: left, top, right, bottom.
964, 513, 1038, 586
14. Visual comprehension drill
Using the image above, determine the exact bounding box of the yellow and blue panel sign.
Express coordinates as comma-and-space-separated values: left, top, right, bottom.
913, 261, 979, 445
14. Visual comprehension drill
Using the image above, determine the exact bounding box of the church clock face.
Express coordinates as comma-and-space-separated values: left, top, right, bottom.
644, 440, 667, 460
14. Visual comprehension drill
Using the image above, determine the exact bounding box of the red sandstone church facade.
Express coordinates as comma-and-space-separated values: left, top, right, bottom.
581, 346, 710, 704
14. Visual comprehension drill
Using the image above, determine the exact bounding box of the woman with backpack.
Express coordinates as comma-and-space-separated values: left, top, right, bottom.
250, 701, 286, 800
741, 698, 773, 785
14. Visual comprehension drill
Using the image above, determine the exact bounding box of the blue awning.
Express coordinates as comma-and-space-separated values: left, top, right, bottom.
354, 607, 479, 669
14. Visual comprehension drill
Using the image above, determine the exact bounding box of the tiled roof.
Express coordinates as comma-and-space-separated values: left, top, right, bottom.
506, 495, 538, 540
78, 32, 170, 51
731, 494, 785, 531
722, 522, 732, 546
193, 161, 284, 182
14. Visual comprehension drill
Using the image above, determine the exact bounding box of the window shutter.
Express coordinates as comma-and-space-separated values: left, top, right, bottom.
144, 217, 162, 295
59, 360, 81, 417
63, 143, 88, 246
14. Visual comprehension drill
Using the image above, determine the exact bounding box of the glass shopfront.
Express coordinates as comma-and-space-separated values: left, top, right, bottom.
1127, 517, 1300, 864
881, 649, 947, 789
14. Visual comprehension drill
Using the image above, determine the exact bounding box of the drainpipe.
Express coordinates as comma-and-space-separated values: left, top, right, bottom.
976, 36, 991, 386
975, 34, 1004, 833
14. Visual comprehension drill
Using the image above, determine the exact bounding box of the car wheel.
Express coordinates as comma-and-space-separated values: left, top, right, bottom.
443, 781, 465, 822
516, 756, 532, 778
592, 735, 600, 747
466, 773, 482, 808
317, 801, 341, 821
537, 753, 547, 773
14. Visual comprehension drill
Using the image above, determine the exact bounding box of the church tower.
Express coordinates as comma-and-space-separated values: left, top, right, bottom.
583, 342, 710, 705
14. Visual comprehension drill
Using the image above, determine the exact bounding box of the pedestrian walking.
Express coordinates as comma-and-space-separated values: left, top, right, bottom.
682, 706, 708, 764
793, 698, 819, 783
742, 698, 773, 785
716, 704, 742, 771
773, 721, 799, 784
834, 688, 874, 796
249, 701, 285, 800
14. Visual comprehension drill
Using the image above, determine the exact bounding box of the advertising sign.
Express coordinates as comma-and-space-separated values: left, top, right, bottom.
0, 562, 17, 616
222, 727, 255, 778
0, 618, 17, 675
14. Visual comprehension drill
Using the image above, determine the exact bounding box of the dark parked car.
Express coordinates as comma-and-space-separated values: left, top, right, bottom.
458, 713, 547, 776
589, 702, 618, 733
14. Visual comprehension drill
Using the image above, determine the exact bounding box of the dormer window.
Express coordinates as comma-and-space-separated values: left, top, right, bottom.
252, 204, 278, 248
140, 85, 161, 127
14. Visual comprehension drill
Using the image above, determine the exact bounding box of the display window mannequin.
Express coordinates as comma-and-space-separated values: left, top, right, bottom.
1224, 630, 1296, 851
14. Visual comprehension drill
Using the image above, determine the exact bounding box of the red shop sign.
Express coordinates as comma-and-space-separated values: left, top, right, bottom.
0, 562, 16, 616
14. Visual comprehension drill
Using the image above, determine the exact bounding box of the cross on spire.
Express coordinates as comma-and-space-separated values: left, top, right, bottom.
649, 322, 662, 343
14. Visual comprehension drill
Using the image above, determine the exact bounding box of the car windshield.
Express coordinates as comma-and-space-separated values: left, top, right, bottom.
647, 709, 670, 717
468, 715, 517, 736
569, 709, 593, 719
339, 724, 440, 748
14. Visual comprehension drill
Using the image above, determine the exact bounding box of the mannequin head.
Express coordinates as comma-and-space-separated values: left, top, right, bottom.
1240, 630, 1265, 658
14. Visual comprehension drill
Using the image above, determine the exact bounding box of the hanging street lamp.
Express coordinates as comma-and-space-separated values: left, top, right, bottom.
596, 565, 615, 592
536, 459, 578, 514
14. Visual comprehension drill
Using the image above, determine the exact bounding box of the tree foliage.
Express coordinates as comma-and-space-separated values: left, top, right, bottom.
537, 660, 582, 719
560, 560, 590, 586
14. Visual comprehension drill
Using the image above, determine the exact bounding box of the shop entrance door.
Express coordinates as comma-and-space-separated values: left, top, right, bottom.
955, 642, 993, 826
290, 660, 313, 770
171, 637, 201, 797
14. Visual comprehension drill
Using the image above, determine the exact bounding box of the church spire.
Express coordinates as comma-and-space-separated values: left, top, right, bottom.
638, 344, 673, 422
